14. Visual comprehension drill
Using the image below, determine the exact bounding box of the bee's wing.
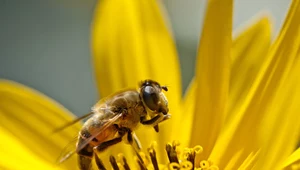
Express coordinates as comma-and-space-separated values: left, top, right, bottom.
57, 108, 123, 164
75, 110, 123, 153
52, 111, 94, 133
57, 137, 78, 164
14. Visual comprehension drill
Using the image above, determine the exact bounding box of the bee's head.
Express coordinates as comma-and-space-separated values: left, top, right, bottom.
139, 80, 169, 114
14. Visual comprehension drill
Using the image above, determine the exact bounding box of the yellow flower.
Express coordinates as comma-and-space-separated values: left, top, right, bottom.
1, 0, 300, 169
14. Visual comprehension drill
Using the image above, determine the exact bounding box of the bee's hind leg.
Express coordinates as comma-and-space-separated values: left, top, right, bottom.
94, 127, 128, 152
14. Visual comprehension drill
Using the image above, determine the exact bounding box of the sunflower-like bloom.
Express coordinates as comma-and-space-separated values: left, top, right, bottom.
1, 0, 300, 169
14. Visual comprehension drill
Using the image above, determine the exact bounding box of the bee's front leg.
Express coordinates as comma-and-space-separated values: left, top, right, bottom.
140, 114, 162, 125
140, 113, 171, 132
140, 113, 171, 125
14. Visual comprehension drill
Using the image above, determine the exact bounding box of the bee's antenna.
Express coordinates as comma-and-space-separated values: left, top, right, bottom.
52, 112, 94, 134
161, 86, 168, 91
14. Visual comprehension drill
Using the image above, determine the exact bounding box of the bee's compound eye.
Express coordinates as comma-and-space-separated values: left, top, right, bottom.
142, 86, 159, 111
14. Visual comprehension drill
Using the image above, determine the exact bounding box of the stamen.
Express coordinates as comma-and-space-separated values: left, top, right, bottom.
181, 161, 193, 170
169, 162, 180, 170
117, 163, 123, 169
172, 141, 180, 149
148, 147, 159, 170
118, 154, 130, 170
199, 160, 210, 169
150, 141, 158, 148
193, 145, 203, 154
166, 143, 179, 163
194, 160, 219, 170
182, 145, 202, 169
110, 155, 119, 170
139, 151, 151, 166
134, 151, 148, 170
187, 155, 195, 169
136, 157, 147, 170
94, 153, 107, 170
135, 151, 146, 164
208, 165, 219, 170
94, 141, 218, 170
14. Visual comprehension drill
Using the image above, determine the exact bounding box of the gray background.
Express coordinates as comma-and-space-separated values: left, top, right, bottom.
0, 0, 291, 116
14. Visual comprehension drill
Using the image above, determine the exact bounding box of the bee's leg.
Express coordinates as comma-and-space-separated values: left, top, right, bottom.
159, 113, 171, 123
94, 127, 128, 152
141, 114, 171, 132
154, 125, 159, 132
140, 114, 162, 125
126, 130, 142, 151
94, 137, 123, 152
133, 133, 142, 150
77, 144, 94, 170
155, 114, 171, 132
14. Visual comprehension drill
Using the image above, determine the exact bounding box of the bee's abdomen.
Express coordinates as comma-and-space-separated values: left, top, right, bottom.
77, 136, 94, 157
79, 128, 92, 139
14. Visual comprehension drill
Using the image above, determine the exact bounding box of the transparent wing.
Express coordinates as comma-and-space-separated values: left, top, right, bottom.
57, 107, 123, 163
75, 111, 123, 153
56, 136, 78, 164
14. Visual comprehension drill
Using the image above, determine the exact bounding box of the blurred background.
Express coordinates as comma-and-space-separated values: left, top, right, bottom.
0, 0, 291, 116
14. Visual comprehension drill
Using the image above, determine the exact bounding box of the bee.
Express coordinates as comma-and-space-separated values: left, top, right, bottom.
57, 79, 170, 170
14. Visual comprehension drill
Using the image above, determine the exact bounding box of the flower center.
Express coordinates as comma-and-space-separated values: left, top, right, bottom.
94, 141, 219, 170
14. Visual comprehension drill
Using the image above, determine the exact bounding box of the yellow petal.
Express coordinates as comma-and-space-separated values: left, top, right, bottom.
92, 0, 181, 98
280, 147, 300, 169
228, 16, 272, 121
255, 51, 300, 169
223, 149, 244, 170
0, 80, 81, 170
0, 127, 64, 170
222, 149, 260, 170
252, 0, 300, 168
190, 0, 232, 159
238, 151, 259, 169
91, 0, 182, 161
210, 0, 300, 168
179, 78, 196, 147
